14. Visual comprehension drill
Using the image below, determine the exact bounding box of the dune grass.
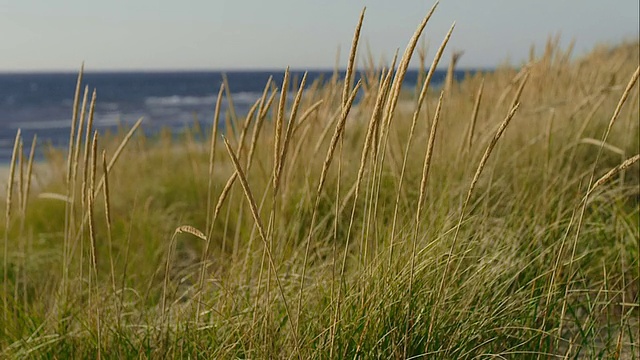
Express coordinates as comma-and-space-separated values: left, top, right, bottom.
1, 7, 639, 359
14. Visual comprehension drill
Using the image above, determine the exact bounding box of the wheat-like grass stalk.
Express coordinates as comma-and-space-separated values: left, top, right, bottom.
273, 67, 291, 194
291, 99, 323, 135
300, 66, 363, 349
100, 151, 116, 294
312, 108, 340, 158
3, 129, 21, 325
494, 66, 529, 116
277, 72, 307, 196
228, 99, 262, 256
466, 78, 485, 154
17, 140, 24, 220
601, 66, 639, 142
236, 100, 260, 160
264, 72, 308, 352
210, 97, 273, 270
556, 65, 639, 341
70, 118, 144, 251
404, 90, 444, 357
163, 225, 207, 326
21, 135, 37, 216
81, 89, 97, 210
175, 225, 207, 241
379, 1, 438, 148
258, 76, 273, 118
222, 74, 239, 143
16, 135, 37, 309
362, 66, 397, 269
247, 90, 277, 171
371, 5, 438, 256
71, 86, 89, 291
92, 117, 143, 198
587, 153, 639, 197
342, 8, 365, 107
428, 100, 522, 347
244, 102, 276, 270
62, 83, 88, 275
88, 131, 98, 273
199, 82, 226, 322
222, 136, 301, 359
343, 71, 390, 265
71, 86, 89, 194
300, 81, 361, 339
389, 22, 454, 262
62, 84, 89, 289
87, 130, 101, 360
205, 84, 225, 237
66, 64, 84, 186
87, 131, 98, 328
444, 50, 464, 96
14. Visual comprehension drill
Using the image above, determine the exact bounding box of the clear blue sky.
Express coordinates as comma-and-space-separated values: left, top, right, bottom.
1, 0, 638, 71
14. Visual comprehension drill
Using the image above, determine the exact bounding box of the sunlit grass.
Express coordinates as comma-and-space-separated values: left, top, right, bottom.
1, 7, 638, 359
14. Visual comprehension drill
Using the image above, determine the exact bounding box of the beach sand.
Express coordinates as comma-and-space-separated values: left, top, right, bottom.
1, 163, 54, 198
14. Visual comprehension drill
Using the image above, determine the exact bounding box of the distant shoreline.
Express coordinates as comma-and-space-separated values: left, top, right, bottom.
0, 67, 496, 76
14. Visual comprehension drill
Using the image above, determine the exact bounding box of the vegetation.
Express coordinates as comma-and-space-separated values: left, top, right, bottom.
1, 6, 639, 359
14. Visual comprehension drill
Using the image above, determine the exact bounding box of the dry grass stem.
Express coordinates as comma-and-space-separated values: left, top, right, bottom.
93, 117, 144, 198
66, 64, 84, 184
17, 140, 23, 217
81, 89, 97, 209
72, 86, 89, 192
205, 83, 225, 237
382, 1, 438, 133
345, 70, 394, 256
175, 225, 207, 241
222, 74, 239, 139
22, 135, 37, 214
466, 78, 485, 154
3, 129, 21, 324
277, 72, 307, 190
342, 8, 365, 107
273, 67, 291, 192
390, 22, 454, 257
588, 153, 640, 197
404, 90, 445, 357
101, 151, 116, 292
222, 136, 300, 359
429, 101, 522, 345
88, 131, 98, 271
557, 65, 639, 343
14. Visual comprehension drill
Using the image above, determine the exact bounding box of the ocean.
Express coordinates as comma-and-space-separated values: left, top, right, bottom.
0, 69, 470, 163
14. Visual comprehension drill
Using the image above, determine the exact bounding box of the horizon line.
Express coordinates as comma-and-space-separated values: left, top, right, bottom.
0, 66, 496, 75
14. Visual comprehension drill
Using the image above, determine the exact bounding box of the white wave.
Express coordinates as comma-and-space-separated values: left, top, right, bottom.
231, 92, 262, 104
144, 92, 272, 107
94, 112, 122, 126
9, 119, 71, 130
145, 95, 217, 106
98, 102, 119, 111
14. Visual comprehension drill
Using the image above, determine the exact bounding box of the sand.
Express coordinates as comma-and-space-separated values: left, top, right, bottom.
0, 163, 54, 198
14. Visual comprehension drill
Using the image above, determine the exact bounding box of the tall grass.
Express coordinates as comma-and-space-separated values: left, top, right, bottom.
1, 7, 639, 359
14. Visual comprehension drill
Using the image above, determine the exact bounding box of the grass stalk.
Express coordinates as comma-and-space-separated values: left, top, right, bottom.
404, 90, 445, 357
389, 22, 454, 263
222, 136, 301, 359
3, 129, 21, 327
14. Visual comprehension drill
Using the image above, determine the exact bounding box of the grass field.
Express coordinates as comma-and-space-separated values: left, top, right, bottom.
1, 8, 639, 359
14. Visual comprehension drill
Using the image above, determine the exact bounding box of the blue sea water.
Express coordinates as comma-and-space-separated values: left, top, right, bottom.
0, 69, 471, 162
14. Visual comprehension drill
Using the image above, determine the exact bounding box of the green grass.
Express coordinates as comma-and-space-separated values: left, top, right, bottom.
1, 8, 639, 359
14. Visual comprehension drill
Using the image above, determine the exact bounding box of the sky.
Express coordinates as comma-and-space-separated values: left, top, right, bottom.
1, 1, 638, 72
